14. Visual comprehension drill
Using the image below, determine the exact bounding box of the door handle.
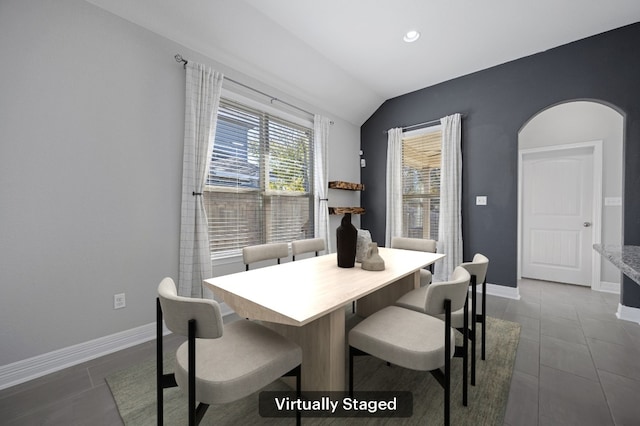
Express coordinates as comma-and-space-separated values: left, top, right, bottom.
583, 222, 592, 227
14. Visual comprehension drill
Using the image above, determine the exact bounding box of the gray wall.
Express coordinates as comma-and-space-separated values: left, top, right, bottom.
0, 0, 360, 365
360, 23, 640, 308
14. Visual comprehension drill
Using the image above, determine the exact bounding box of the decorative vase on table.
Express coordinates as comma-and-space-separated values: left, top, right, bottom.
336, 213, 357, 268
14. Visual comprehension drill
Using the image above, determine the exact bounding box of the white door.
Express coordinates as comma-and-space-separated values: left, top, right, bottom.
521, 147, 594, 286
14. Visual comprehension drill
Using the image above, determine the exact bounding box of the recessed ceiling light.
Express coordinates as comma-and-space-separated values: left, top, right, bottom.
403, 30, 420, 43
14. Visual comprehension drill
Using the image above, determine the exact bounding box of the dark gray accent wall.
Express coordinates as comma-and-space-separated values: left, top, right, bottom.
360, 22, 640, 308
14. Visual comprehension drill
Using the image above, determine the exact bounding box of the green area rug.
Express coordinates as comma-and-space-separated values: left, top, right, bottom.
107, 316, 520, 425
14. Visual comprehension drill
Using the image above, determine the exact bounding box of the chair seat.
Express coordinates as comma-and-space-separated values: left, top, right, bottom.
349, 306, 455, 372
175, 320, 302, 405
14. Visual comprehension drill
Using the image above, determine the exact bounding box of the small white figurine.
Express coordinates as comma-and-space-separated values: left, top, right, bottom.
362, 242, 385, 271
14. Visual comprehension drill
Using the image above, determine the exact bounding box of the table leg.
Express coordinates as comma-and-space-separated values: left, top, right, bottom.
265, 308, 346, 392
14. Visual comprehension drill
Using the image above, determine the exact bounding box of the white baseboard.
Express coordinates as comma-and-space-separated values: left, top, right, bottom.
616, 303, 640, 324
0, 322, 158, 391
0, 309, 239, 392
596, 281, 621, 294
485, 282, 521, 300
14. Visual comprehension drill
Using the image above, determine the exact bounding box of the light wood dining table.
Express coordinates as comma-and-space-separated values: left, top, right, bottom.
203, 247, 444, 392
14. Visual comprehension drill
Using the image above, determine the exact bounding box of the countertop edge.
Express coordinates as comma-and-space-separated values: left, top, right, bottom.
593, 244, 640, 285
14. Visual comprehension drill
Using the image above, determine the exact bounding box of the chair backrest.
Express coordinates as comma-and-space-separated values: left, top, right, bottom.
459, 253, 489, 285
157, 277, 224, 339
242, 243, 289, 269
291, 238, 325, 258
390, 237, 436, 253
424, 266, 471, 315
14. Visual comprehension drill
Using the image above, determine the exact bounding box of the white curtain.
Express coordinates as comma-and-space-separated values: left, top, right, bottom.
385, 128, 403, 246
178, 62, 224, 298
314, 115, 331, 252
435, 113, 463, 281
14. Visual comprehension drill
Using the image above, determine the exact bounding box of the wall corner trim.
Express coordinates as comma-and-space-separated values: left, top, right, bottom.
485, 283, 521, 300
616, 303, 640, 324
597, 281, 621, 294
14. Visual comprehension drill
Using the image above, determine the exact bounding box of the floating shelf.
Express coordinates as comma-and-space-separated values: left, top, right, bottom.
328, 207, 365, 215
328, 181, 365, 191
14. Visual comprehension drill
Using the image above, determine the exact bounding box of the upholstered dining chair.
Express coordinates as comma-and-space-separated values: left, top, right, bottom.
242, 242, 289, 271
156, 277, 302, 426
348, 266, 471, 426
291, 238, 325, 261
396, 253, 489, 386
390, 237, 437, 287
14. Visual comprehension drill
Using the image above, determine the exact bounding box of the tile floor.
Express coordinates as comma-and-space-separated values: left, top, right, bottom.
1, 279, 640, 425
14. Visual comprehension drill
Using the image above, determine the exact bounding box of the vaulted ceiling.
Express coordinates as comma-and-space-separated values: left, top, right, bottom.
86, 0, 640, 125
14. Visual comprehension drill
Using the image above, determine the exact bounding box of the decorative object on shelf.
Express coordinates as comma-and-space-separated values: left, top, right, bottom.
356, 229, 372, 263
336, 213, 357, 268
328, 207, 366, 215
361, 242, 385, 271
328, 181, 365, 191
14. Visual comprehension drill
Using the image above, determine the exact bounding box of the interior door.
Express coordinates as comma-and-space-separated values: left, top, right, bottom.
521, 147, 593, 286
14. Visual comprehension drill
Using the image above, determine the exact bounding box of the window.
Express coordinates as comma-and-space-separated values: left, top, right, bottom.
204, 98, 314, 259
401, 127, 441, 240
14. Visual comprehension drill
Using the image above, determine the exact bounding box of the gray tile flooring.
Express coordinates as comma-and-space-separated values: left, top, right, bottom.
1, 279, 639, 425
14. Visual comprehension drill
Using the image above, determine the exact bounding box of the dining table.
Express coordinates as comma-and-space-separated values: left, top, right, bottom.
203, 247, 444, 392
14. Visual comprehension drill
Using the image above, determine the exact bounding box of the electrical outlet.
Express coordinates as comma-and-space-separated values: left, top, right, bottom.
114, 293, 126, 309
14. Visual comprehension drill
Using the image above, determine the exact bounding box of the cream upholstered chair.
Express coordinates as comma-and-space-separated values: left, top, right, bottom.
291, 238, 325, 261
349, 266, 471, 426
156, 278, 302, 426
396, 253, 489, 386
242, 242, 289, 271
390, 237, 437, 287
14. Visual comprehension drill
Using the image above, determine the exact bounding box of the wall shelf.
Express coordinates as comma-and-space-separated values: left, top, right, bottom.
328, 181, 364, 215
328, 181, 365, 191
328, 207, 365, 215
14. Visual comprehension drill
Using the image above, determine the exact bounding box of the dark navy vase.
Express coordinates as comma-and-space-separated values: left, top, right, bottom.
336, 213, 357, 268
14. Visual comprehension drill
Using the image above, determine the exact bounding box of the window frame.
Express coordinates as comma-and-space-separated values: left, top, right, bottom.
205, 90, 315, 262
401, 125, 442, 240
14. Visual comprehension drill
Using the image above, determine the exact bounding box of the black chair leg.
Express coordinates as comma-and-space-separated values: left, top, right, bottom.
471, 275, 477, 386
156, 298, 164, 426
444, 299, 451, 426
481, 278, 487, 360
462, 298, 468, 406
188, 319, 196, 426
296, 365, 302, 426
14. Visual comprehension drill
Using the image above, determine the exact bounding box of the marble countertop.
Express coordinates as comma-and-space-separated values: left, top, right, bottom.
593, 244, 640, 285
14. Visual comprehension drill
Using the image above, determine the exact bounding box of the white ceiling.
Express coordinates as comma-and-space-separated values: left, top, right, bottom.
86, 0, 640, 125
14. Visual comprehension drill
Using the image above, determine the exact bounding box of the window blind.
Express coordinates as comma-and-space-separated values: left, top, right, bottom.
402, 130, 442, 240
204, 98, 313, 259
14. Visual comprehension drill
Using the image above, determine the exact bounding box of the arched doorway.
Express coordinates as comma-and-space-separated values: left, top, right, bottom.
518, 100, 623, 292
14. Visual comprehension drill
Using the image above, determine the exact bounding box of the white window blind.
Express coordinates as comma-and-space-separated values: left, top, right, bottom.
402, 129, 442, 240
204, 98, 314, 259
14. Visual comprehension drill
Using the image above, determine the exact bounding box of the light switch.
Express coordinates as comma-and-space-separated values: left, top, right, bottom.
604, 197, 622, 206
476, 196, 487, 206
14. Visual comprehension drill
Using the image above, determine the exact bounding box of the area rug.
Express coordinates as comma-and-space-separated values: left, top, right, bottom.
107, 316, 520, 425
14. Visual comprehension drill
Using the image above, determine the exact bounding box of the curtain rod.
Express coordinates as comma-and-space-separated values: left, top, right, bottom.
382, 113, 465, 134
175, 54, 332, 123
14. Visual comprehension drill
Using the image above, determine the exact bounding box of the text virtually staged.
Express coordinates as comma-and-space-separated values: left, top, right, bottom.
259, 391, 413, 418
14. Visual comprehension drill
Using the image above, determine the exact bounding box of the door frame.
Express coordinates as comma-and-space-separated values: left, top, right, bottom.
518, 140, 603, 290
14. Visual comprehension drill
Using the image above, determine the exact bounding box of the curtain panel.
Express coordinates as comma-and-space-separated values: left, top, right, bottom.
313, 115, 331, 252
385, 128, 403, 246
178, 62, 224, 298
435, 113, 463, 281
